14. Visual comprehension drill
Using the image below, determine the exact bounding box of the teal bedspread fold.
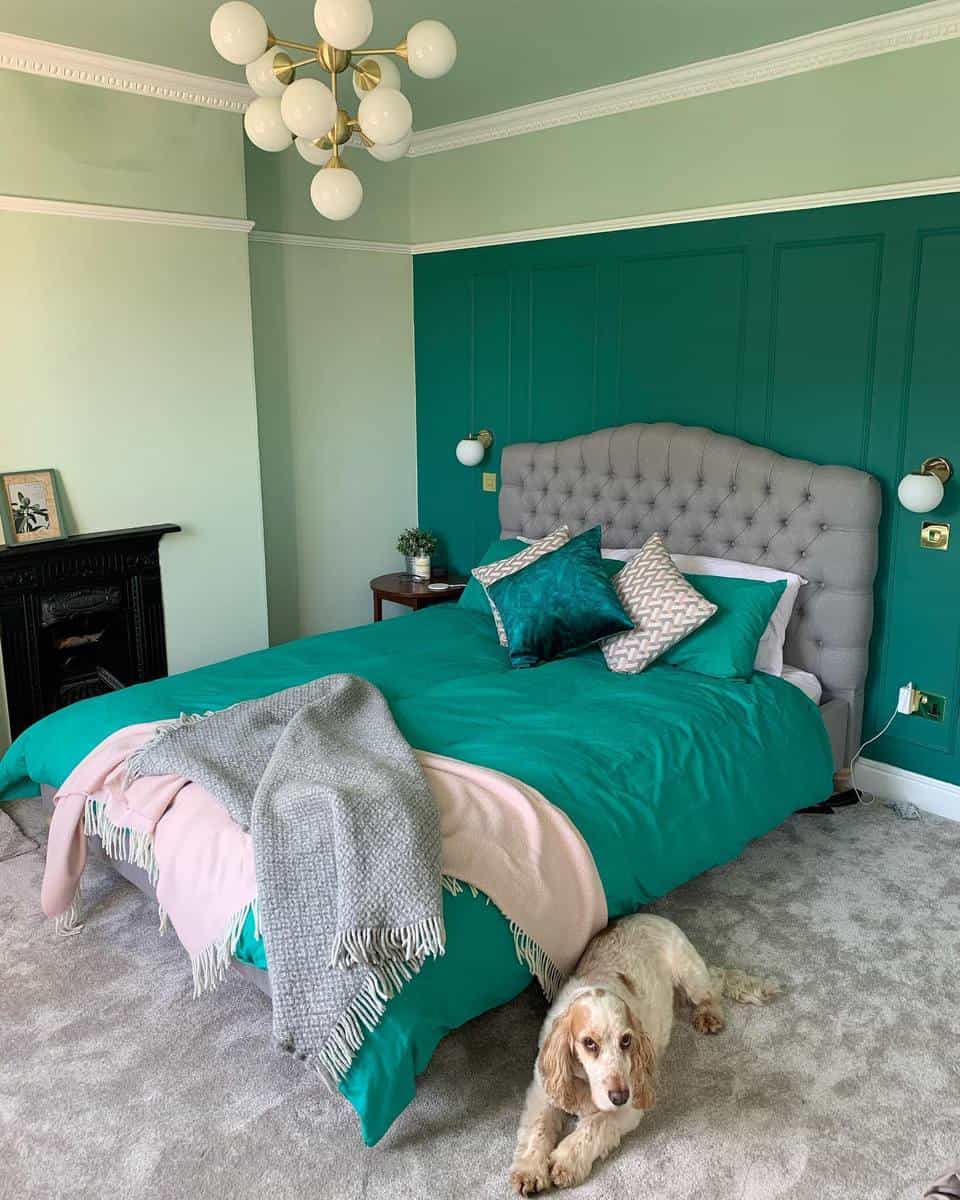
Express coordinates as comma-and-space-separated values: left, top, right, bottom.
0, 604, 833, 1144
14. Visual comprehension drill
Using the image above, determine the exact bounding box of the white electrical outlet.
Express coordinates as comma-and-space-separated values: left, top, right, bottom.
897, 682, 917, 715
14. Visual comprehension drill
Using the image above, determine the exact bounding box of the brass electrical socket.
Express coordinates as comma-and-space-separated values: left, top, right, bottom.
482, 472, 497, 493
916, 691, 946, 722
921, 521, 950, 551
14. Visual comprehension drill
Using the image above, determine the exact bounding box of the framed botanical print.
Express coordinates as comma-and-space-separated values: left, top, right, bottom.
0, 470, 66, 545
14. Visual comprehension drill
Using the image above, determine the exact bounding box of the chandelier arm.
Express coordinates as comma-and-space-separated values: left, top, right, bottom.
284, 54, 319, 70
270, 36, 319, 53
330, 64, 341, 165
352, 44, 407, 58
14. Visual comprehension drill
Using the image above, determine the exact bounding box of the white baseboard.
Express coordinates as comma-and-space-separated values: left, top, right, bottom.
855, 757, 960, 822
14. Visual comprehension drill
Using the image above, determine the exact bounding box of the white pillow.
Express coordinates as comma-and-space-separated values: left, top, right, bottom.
669, 554, 806, 677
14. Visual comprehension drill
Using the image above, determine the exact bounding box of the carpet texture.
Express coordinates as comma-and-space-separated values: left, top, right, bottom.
1, 797, 957, 1200
0, 804, 35, 862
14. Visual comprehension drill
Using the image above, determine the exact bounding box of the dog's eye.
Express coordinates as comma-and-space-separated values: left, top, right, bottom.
582, 1037, 598, 1053
620, 1033, 632, 1049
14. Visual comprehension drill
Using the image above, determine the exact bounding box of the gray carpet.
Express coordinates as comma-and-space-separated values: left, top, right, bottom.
0, 803, 35, 861
1, 796, 957, 1200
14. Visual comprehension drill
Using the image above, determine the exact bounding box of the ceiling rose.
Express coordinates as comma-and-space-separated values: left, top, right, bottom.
210, 1, 456, 221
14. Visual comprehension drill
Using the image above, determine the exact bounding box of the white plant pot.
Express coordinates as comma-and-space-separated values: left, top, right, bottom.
412, 554, 431, 582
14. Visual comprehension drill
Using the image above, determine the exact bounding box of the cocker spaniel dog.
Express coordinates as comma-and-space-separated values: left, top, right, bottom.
510, 914, 777, 1193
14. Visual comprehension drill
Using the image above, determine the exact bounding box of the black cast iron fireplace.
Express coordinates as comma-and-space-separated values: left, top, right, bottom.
0, 525, 180, 740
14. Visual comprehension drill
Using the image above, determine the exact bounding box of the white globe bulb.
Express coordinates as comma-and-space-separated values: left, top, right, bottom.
351, 54, 401, 99
405, 20, 457, 79
210, 1, 269, 65
243, 97, 293, 151
367, 129, 411, 161
456, 438, 484, 467
245, 48, 292, 98
295, 136, 333, 166
313, 0, 373, 50
897, 472, 944, 513
357, 87, 412, 146
310, 165, 364, 220
280, 78, 337, 140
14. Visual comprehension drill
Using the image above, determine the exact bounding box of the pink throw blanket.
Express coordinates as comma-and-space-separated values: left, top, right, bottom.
43, 725, 607, 999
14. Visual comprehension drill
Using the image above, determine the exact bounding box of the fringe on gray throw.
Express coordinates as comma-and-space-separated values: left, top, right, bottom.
125, 675, 448, 1088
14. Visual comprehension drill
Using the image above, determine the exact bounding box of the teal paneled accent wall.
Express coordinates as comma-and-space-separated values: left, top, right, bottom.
414, 193, 960, 784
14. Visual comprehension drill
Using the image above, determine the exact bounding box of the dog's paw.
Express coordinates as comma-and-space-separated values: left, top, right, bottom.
510, 1158, 551, 1195
549, 1147, 588, 1190
691, 1002, 726, 1035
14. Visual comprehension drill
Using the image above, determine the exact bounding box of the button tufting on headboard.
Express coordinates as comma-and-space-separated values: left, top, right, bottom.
499, 421, 881, 763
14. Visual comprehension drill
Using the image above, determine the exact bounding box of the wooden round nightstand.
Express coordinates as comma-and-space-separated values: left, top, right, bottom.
370, 573, 467, 622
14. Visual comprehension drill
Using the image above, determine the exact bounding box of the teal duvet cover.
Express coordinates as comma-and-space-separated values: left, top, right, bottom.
0, 604, 832, 1144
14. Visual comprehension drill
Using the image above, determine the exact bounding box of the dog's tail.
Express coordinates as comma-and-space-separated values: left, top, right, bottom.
708, 966, 779, 1005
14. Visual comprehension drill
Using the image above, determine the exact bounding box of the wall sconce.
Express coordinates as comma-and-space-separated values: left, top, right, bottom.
456, 429, 493, 467
897, 456, 953, 513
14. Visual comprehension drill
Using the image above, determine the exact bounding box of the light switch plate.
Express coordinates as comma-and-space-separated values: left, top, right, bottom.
482, 472, 497, 493
921, 521, 949, 550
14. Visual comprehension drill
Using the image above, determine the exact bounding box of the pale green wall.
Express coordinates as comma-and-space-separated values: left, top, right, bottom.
244, 139, 410, 242
0, 71, 268, 752
249, 240, 416, 642
0, 71, 246, 217
407, 40, 960, 244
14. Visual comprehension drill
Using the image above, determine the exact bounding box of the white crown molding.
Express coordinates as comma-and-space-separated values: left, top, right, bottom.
408, 175, 960, 253
856, 757, 960, 822
0, 31, 253, 112
3, 3, 960, 146
250, 230, 408, 253
0, 194, 254, 233
409, 0, 960, 156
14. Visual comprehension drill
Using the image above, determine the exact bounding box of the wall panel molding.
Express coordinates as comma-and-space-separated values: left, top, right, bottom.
0, 32, 252, 111
408, 0, 960, 156
0, 194, 253, 232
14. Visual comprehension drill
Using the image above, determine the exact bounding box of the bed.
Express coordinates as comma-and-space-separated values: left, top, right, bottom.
0, 421, 880, 1145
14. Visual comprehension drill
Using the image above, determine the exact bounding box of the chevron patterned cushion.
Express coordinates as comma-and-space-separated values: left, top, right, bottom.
471, 526, 570, 645
602, 534, 717, 674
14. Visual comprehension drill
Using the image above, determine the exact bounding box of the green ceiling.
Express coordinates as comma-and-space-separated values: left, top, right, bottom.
2, 0, 937, 128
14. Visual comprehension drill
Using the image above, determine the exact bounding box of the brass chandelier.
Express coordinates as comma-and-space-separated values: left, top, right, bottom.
210, 1, 457, 221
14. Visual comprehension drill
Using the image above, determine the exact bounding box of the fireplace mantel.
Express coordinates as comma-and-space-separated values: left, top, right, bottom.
0, 524, 180, 739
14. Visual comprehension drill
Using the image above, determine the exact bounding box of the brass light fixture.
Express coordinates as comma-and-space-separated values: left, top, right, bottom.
897, 456, 953, 513
210, 0, 457, 221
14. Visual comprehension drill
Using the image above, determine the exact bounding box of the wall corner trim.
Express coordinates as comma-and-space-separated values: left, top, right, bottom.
249, 230, 410, 253
856, 757, 960, 822
0, 31, 253, 112
408, 0, 960, 156
0, 194, 255, 232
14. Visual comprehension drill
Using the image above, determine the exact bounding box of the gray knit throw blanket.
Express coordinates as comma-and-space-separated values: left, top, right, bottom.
127, 674, 444, 1086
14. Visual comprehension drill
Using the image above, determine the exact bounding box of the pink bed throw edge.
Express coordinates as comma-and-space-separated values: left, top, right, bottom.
42, 724, 607, 1000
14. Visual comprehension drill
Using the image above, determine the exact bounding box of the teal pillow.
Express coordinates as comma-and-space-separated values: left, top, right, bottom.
659, 574, 786, 679
486, 526, 633, 668
458, 538, 529, 615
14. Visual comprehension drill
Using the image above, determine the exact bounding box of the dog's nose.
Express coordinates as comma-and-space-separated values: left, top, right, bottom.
608, 1088, 629, 1107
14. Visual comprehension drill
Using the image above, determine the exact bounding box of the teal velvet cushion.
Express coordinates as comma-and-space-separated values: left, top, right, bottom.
659, 574, 787, 679
458, 538, 529, 615
486, 526, 633, 668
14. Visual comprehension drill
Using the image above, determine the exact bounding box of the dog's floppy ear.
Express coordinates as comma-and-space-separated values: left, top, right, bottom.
627, 1015, 657, 1111
538, 1009, 579, 1113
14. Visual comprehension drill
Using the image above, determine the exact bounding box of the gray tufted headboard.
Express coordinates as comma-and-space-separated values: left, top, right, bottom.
499, 422, 881, 765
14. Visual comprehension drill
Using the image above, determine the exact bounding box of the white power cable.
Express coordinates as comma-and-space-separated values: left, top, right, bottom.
849, 704, 901, 807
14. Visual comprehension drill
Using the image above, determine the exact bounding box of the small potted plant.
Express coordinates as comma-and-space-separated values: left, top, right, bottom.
397, 528, 438, 581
